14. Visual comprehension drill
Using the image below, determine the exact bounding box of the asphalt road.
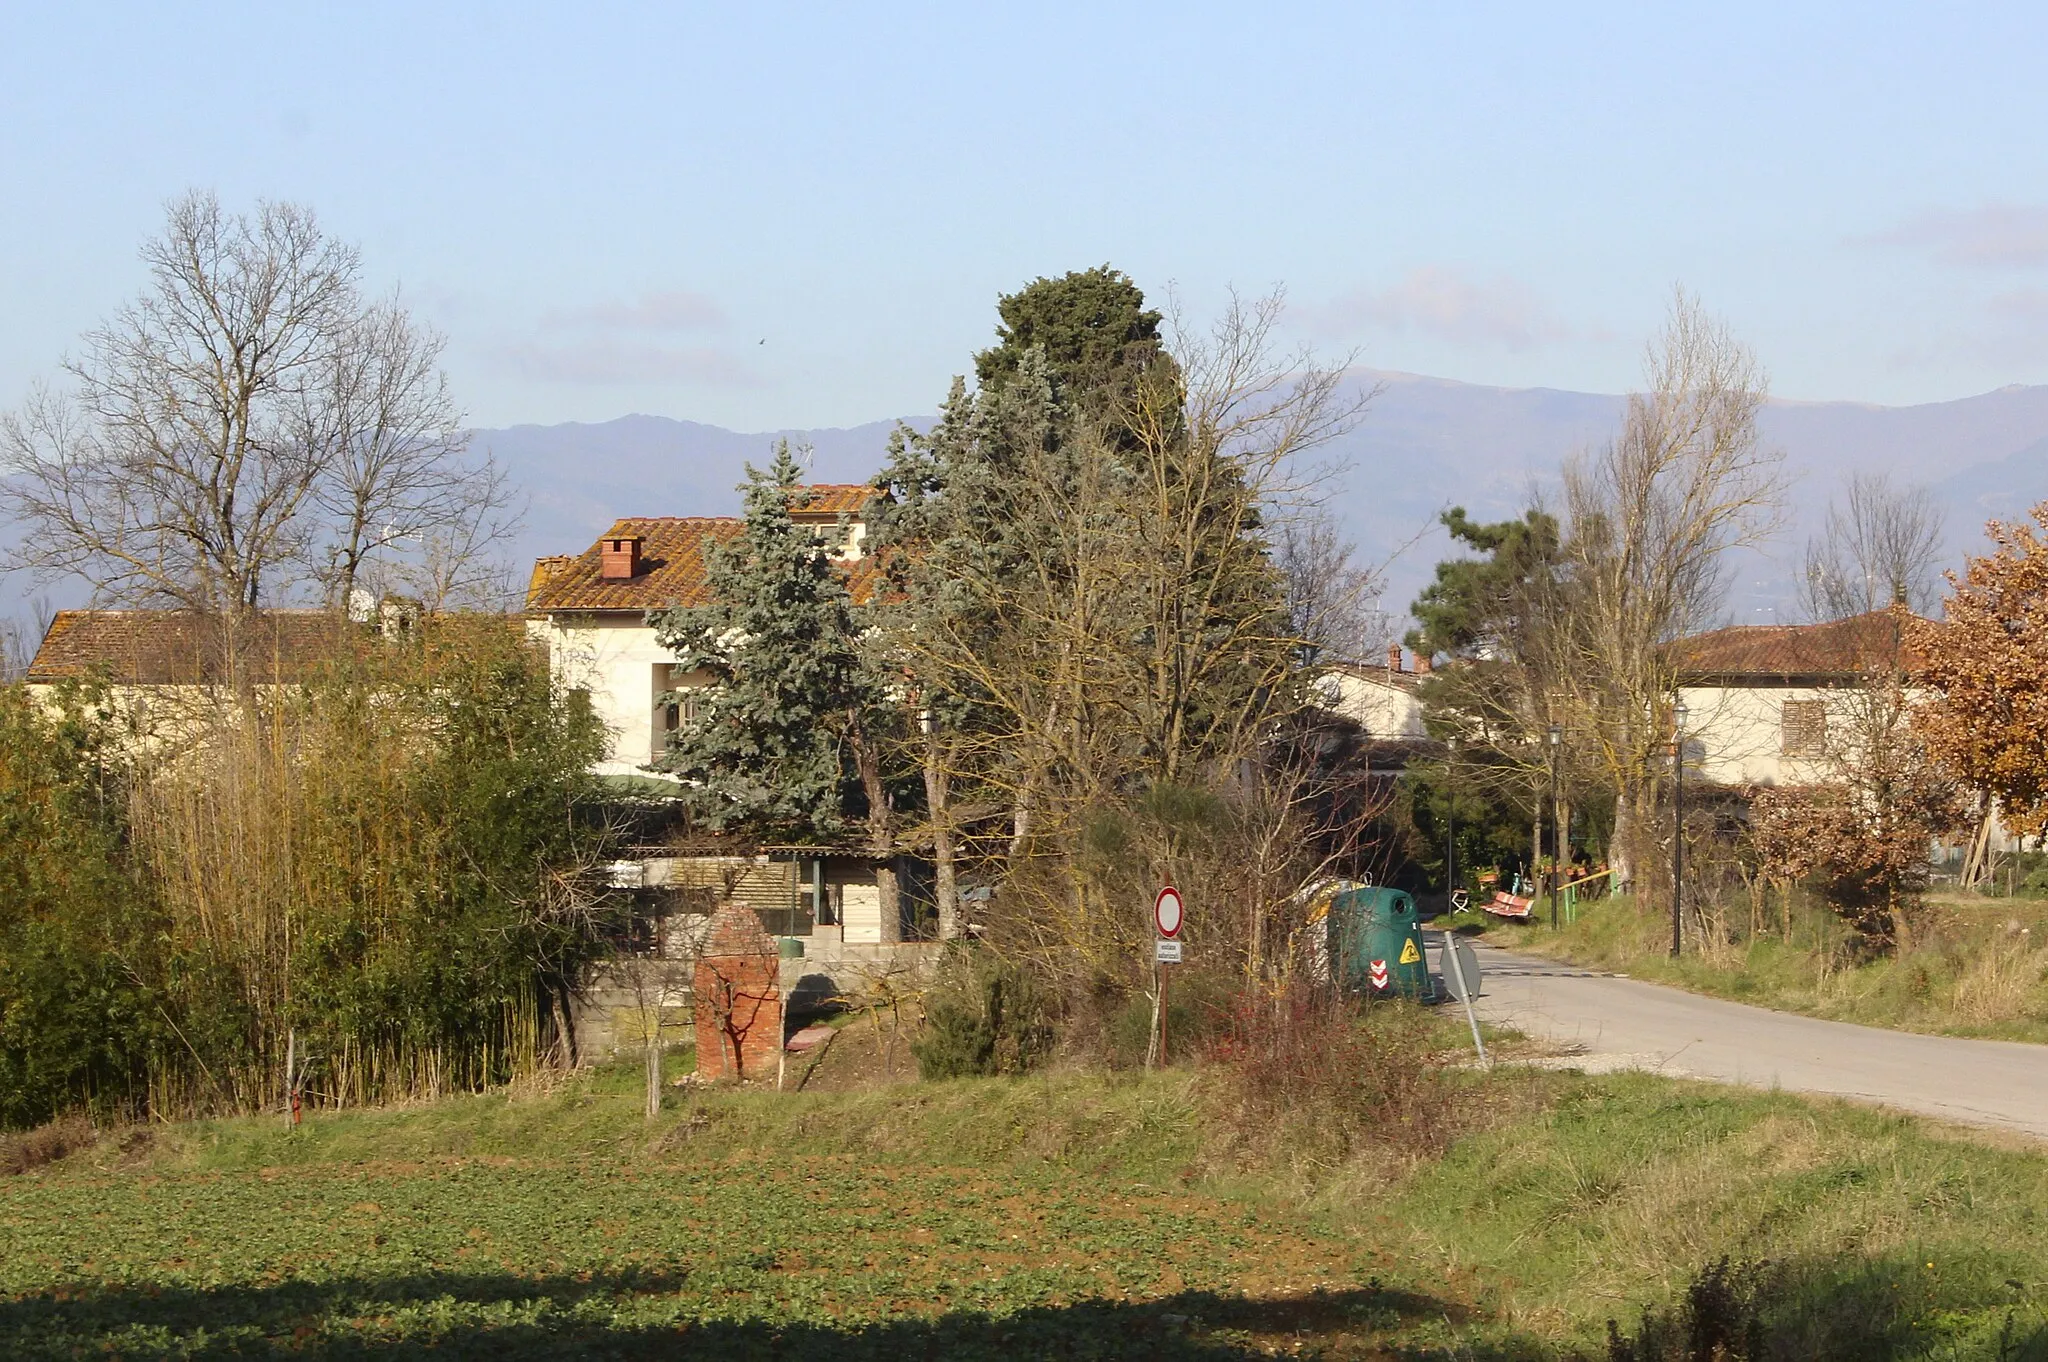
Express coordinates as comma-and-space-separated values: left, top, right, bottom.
1430, 931, 2048, 1142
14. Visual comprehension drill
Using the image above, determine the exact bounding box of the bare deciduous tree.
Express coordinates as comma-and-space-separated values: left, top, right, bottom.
883, 290, 1372, 990
1558, 290, 1785, 891
1801, 471, 1947, 621
318, 296, 519, 612
1276, 505, 1391, 666
1, 190, 512, 626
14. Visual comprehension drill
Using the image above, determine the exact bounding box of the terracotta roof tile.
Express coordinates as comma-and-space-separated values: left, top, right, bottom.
526, 555, 574, 607
27, 610, 362, 685
526, 514, 881, 613
1673, 608, 1926, 680
787, 484, 874, 517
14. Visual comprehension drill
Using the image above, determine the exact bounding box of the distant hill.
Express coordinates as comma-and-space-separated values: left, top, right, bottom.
15, 373, 2034, 651
479, 413, 906, 579
484, 372, 2048, 632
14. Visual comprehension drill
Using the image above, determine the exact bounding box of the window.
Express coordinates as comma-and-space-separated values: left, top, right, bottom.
652, 665, 704, 761
1780, 699, 1826, 758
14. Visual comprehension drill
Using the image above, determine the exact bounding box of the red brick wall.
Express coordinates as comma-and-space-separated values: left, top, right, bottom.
693, 902, 783, 1082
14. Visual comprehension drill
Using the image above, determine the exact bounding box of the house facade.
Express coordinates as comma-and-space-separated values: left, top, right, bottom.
22, 606, 413, 757
1313, 644, 1432, 750
524, 485, 942, 980
524, 485, 876, 780
1672, 609, 1921, 788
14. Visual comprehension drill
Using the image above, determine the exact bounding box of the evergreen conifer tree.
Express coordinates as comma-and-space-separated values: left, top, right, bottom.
650, 444, 885, 847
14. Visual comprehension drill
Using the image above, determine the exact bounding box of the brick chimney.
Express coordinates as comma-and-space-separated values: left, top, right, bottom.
1416, 653, 1433, 676
1387, 642, 1404, 673
600, 536, 643, 581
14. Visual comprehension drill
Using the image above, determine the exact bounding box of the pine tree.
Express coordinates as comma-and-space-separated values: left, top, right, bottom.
650, 444, 885, 847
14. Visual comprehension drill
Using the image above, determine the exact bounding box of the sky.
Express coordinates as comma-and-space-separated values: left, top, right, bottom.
6, 2, 2048, 432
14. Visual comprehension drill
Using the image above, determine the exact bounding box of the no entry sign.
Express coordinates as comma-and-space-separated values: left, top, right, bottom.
1154, 885, 1184, 939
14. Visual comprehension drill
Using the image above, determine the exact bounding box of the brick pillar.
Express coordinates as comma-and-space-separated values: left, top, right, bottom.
693, 902, 784, 1082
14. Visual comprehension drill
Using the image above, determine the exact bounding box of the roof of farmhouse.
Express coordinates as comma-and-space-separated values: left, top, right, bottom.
526, 485, 883, 614
1672, 608, 1927, 682
27, 609, 361, 686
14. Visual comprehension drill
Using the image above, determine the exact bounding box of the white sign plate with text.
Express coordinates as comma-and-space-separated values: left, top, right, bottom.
1154, 938, 1183, 964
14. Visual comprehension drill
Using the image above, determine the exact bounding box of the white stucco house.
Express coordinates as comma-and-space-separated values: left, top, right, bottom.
524, 484, 876, 781
1671, 609, 1922, 789
1312, 644, 1434, 759
522, 485, 937, 958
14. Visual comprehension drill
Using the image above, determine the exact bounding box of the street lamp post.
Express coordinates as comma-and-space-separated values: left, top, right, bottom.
1671, 699, 1688, 958
1547, 723, 1562, 930
1446, 736, 1459, 913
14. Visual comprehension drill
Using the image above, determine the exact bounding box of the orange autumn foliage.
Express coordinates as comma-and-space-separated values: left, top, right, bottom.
1910, 501, 2048, 839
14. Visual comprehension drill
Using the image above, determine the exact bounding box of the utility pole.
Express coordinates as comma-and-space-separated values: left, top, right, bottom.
1671, 699, 1688, 958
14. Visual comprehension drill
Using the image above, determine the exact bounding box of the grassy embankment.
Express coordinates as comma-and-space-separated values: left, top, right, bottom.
5, 1035, 2048, 1359
1469, 889, 2048, 1044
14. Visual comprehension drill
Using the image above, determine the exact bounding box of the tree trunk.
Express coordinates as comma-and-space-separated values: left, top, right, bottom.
1609, 781, 1650, 908
550, 983, 577, 1069
1008, 789, 1033, 864
924, 733, 959, 939
644, 1029, 661, 1120
875, 861, 903, 944
850, 709, 900, 940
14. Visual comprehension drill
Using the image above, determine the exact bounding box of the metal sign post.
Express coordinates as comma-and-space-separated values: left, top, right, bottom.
1153, 886, 1183, 1066
1440, 935, 1489, 1067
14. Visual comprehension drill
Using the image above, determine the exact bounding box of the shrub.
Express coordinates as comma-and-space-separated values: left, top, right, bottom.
0, 1113, 96, 1175
2, 617, 620, 1128
0, 682, 161, 1130
912, 947, 1055, 1079
1210, 983, 1458, 1161
1596, 1256, 2003, 1362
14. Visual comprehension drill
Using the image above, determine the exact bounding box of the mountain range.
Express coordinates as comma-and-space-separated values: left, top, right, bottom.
481, 371, 2048, 632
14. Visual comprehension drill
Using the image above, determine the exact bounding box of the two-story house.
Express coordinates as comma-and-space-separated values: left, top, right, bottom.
522, 486, 936, 980
524, 485, 876, 781
1672, 609, 1921, 788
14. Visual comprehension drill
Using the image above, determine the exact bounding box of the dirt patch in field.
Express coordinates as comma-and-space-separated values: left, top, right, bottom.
0, 1115, 96, 1175
786, 1011, 920, 1093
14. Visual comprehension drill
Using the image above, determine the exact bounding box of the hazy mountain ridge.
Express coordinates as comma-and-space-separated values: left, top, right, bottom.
483, 372, 2048, 631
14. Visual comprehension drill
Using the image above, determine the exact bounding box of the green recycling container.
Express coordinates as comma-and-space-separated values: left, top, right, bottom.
1328, 887, 1428, 997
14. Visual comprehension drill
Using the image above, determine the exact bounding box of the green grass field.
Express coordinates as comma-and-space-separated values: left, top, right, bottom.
1468, 891, 2048, 1045
7, 1053, 2048, 1359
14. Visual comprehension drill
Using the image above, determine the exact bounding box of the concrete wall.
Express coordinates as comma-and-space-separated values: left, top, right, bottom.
571, 939, 942, 1063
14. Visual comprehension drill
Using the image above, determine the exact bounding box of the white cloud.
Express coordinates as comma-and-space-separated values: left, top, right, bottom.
495, 338, 763, 388
541, 290, 729, 332
1308, 266, 1576, 351
1987, 287, 2048, 321
1872, 204, 2048, 269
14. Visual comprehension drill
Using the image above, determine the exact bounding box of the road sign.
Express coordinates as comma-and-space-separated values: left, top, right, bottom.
1368, 958, 1389, 990
1154, 938, 1182, 964
1439, 937, 1483, 1002
1438, 932, 1489, 1067
1153, 885, 1184, 939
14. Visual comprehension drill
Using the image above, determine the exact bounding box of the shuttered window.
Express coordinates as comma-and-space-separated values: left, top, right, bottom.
1781, 699, 1826, 757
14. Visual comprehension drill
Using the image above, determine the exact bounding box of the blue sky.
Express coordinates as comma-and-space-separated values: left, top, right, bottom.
5, 2, 2048, 431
